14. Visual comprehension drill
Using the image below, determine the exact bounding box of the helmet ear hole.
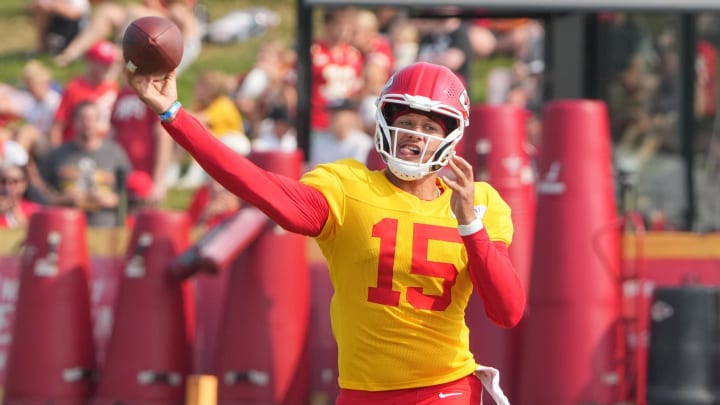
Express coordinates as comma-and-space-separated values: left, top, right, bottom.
439, 115, 458, 134
433, 141, 455, 169
377, 126, 390, 152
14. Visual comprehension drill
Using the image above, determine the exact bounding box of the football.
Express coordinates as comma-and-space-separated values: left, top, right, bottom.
122, 16, 184, 76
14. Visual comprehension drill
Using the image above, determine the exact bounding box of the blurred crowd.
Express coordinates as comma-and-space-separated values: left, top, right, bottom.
602, 12, 720, 232
3, 3, 720, 233
0, 1, 547, 232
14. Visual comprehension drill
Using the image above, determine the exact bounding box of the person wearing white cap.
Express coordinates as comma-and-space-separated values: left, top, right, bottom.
0, 162, 41, 229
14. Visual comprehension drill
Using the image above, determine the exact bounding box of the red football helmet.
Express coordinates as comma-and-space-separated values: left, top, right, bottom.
374, 62, 470, 180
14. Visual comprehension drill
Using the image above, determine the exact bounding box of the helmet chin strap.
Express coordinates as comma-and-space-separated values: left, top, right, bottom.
385, 155, 445, 181
387, 161, 430, 181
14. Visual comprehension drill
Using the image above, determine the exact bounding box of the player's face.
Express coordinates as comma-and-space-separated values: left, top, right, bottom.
390, 112, 447, 163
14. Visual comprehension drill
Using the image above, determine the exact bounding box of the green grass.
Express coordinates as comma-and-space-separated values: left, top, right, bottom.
0, 0, 296, 100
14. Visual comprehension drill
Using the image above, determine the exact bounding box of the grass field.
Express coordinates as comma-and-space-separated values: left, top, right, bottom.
0, 0, 296, 100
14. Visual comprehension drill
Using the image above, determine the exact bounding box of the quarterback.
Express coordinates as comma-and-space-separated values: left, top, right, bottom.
127, 62, 526, 405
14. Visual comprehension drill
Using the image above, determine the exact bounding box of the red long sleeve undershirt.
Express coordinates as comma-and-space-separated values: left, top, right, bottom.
163, 109, 525, 327
463, 230, 526, 327
164, 109, 329, 236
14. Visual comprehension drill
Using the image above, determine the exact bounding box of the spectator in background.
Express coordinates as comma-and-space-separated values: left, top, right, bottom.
49, 40, 120, 147
693, 38, 717, 121
0, 136, 30, 170
479, 18, 541, 60
375, 6, 403, 36
235, 39, 295, 138
0, 134, 47, 204
309, 7, 364, 135
191, 70, 247, 142
353, 8, 394, 80
29, 0, 90, 55
606, 52, 659, 142
251, 104, 297, 153
0, 60, 62, 170
695, 123, 720, 232
310, 98, 373, 167
388, 18, 420, 72
615, 110, 686, 230
176, 69, 250, 189
41, 101, 132, 227
353, 8, 394, 143
485, 19, 545, 110
415, 16, 474, 92
14, 60, 62, 157
647, 27, 715, 123
54, 0, 201, 73
601, 13, 646, 83
0, 163, 41, 229
110, 77, 174, 204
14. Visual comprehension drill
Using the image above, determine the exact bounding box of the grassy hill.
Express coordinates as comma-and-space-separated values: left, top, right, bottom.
0, 0, 296, 101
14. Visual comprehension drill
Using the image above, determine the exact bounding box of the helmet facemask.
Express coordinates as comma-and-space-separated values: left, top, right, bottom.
375, 95, 465, 181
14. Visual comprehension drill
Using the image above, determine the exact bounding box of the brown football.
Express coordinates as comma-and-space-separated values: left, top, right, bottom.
122, 16, 184, 75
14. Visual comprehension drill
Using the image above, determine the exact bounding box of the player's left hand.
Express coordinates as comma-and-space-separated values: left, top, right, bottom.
442, 154, 476, 225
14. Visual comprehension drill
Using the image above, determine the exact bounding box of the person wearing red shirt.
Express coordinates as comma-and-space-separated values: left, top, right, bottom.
110, 82, 173, 203
309, 7, 364, 134
696, 39, 717, 119
49, 40, 119, 146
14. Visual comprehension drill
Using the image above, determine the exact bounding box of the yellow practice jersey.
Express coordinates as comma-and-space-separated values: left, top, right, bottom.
301, 159, 513, 391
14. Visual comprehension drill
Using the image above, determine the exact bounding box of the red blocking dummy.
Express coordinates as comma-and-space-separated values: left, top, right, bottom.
169, 207, 270, 280
462, 104, 536, 403
214, 150, 310, 405
463, 104, 536, 292
93, 209, 193, 405
5, 207, 96, 405
306, 262, 339, 404
518, 100, 623, 405
180, 207, 271, 375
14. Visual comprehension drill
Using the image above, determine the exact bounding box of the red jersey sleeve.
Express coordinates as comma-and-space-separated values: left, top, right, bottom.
463, 229, 526, 328
163, 108, 329, 236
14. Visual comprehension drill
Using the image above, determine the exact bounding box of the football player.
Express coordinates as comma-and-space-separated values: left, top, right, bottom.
128, 61, 525, 405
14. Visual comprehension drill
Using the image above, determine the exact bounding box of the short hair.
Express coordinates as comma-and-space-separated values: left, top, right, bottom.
22, 60, 52, 83
71, 100, 99, 120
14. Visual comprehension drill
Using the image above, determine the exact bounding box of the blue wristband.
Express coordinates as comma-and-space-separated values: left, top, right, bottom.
159, 100, 181, 122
